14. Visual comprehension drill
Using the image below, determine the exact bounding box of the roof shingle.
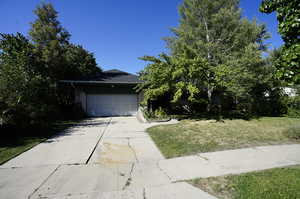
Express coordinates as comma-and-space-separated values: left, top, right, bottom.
61, 69, 142, 84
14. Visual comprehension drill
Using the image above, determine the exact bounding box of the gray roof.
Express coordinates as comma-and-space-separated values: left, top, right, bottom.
61, 69, 142, 84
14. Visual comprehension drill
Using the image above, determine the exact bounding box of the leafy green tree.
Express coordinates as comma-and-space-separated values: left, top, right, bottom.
64, 44, 101, 79
29, 2, 70, 80
168, 0, 268, 111
139, 50, 210, 113
0, 33, 54, 128
260, 0, 300, 84
139, 50, 208, 100
138, 54, 174, 104
140, 0, 269, 114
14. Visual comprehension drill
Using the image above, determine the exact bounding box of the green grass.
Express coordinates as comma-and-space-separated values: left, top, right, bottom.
0, 119, 83, 165
0, 137, 47, 165
190, 166, 300, 199
147, 117, 300, 158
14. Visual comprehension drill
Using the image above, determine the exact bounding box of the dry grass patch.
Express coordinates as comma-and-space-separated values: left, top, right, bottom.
147, 117, 300, 158
190, 176, 233, 199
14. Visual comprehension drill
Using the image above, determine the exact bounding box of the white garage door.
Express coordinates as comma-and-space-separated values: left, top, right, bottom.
86, 94, 138, 116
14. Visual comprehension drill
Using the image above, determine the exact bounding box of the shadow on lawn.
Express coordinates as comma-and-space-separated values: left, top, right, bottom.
171, 113, 262, 122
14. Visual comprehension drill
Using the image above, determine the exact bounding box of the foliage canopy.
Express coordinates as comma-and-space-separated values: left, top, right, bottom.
260, 0, 300, 84
139, 0, 276, 116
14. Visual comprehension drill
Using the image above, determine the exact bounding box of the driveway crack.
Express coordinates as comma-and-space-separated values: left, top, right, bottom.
127, 138, 139, 163
122, 163, 135, 190
143, 187, 147, 199
156, 161, 172, 181
28, 165, 61, 199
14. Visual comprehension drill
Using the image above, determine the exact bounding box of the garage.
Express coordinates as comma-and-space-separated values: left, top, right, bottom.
86, 94, 138, 116
61, 69, 143, 117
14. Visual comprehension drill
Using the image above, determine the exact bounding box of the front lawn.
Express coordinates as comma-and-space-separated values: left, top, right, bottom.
147, 117, 300, 158
0, 120, 83, 165
0, 137, 46, 165
189, 166, 300, 199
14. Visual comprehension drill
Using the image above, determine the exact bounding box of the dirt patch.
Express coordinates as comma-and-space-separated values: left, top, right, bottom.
189, 177, 234, 199
97, 142, 136, 166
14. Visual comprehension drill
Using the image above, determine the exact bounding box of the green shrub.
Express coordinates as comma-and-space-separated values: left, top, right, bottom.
287, 96, 300, 118
287, 108, 300, 118
143, 109, 154, 120
228, 101, 253, 120
284, 125, 300, 140
154, 107, 168, 119
143, 107, 169, 121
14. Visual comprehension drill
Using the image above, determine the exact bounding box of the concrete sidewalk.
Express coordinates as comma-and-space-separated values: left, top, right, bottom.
158, 144, 300, 181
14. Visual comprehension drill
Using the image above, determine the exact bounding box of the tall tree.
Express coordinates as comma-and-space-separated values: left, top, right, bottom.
29, 3, 70, 80
260, 0, 300, 84
168, 0, 268, 111
140, 0, 269, 113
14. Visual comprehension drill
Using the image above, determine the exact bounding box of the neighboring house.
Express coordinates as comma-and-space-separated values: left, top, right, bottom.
61, 69, 143, 117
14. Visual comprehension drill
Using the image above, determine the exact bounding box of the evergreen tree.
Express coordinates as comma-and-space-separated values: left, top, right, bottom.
29, 3, 70, 80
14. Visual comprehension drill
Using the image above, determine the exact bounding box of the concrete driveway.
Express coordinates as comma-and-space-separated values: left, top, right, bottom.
0, 117, 215, 199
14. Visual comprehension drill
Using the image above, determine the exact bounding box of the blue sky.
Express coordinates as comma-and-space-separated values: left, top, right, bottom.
0, 0, 282, 74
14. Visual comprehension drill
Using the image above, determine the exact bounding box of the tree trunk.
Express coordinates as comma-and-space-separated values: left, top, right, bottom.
216, 92, 223, 122
207, 86, 213, 113
203, 19, 211, 60
203, 18, 214, 113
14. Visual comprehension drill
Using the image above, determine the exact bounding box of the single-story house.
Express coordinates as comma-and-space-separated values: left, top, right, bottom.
61, 69, 143, 117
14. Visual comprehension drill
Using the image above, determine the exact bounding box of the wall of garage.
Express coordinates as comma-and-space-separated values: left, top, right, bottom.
74, 83, 142, 116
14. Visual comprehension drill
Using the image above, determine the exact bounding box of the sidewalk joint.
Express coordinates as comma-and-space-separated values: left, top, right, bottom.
85, 117, 112, 164
28, 164, 61, 199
